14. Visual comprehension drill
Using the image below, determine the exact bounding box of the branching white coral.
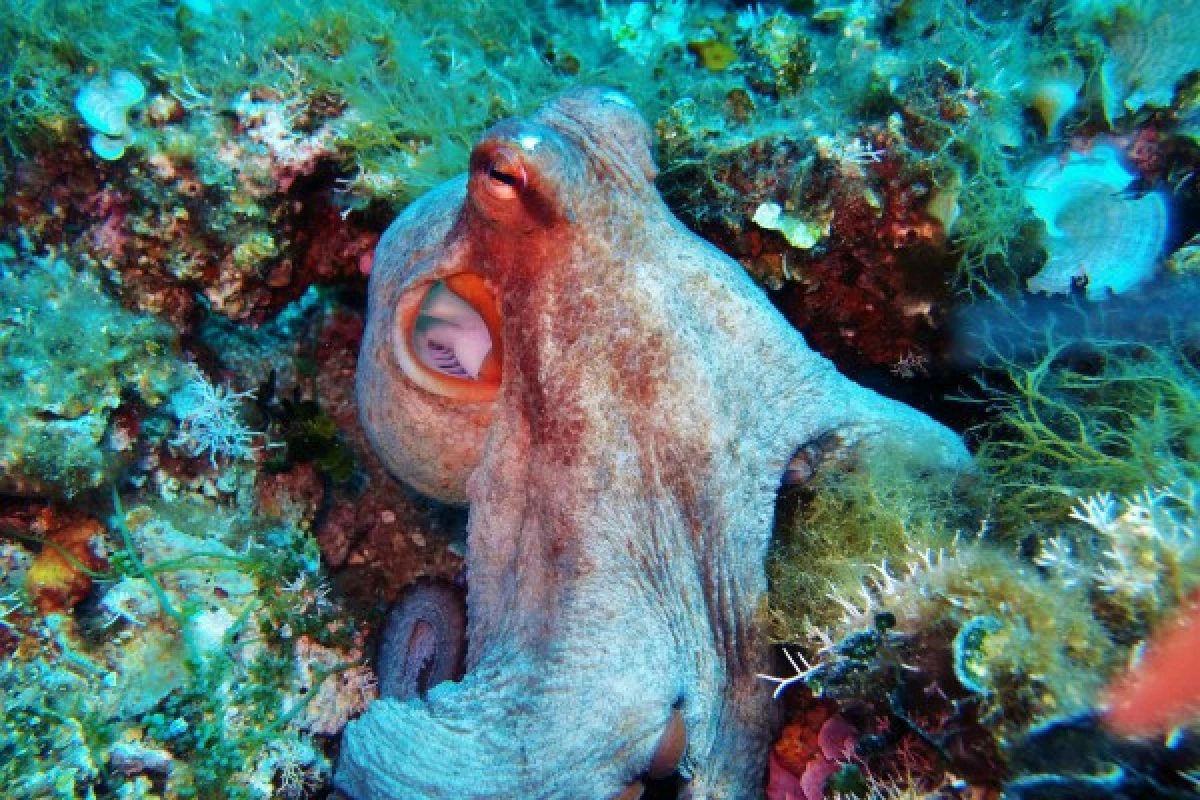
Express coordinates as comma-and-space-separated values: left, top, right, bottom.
1067, 491, 1119, 534
0, 590, 20, 631
764, 542, 964, 702
1039, 483, 1198, 605
170, 364, 263, 466
756, 646, 821, 699
256, 737, 325, 799
1033, 535, 1085, 587
804, 543, 960, 649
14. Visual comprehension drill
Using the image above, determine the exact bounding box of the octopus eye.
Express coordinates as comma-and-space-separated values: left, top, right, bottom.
482, 148, 526, 200
393, 272, 503, 402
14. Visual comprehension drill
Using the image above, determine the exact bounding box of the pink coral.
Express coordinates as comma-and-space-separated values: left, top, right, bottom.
768, 705, 859, 800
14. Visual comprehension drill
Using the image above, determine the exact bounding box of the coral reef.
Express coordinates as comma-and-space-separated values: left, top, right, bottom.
0, 0, 1197, 796
3, 87, 380, 329
0, 269, 462, 795
764, 466, 1200, 796
24, 510, 107, 613
0, 492, 373, 799
767, 456, 970, 639
765, 540, 1119, 794
1037, 483, 1199, 639
658, 92, 962, 372
0, 245, 180, 496
170, 364, 264, 466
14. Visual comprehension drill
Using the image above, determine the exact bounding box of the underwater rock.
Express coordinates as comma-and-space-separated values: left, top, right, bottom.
1005, 712, 1200, 799
292, 636, 379, 736
793, 542, 1115, 789
0, 246, 180, 496
340, 87, 968, 799
1024, 144, 1167, 299
25, 512, 107, 613
659, 120, 956, 371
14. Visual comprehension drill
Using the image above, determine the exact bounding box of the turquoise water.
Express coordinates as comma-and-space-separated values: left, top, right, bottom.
0, 1, 1197, 798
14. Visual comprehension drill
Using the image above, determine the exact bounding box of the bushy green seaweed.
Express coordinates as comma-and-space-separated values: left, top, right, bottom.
0, 0, 672, 202
0, 490, 361, 798
766, 452, 974, 640
266, 394, 356, 485
811, 543, 1115, 748
0, 652, 113, 797
950, 161, 1043, 295
967, 329, 1200, 527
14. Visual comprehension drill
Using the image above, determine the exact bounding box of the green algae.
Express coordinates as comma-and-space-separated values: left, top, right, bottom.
970, 333, 1200, 527
0, 245, 181, 496
0, 492, 365, 799
766, 448, 974, 640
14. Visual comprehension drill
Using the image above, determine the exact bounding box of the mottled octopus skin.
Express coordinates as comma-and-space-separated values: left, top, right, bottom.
340, 88, 969, 799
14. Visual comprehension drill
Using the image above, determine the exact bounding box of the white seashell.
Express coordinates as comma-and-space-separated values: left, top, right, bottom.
1024, 145, 1167, 299
90, 130, 134, 161
107, 69, 146, 106
75, 70, 144, 143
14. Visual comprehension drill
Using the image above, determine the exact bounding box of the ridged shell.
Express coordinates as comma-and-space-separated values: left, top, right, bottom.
1102, 0, 1200, 118
1024, 145, 1167, 300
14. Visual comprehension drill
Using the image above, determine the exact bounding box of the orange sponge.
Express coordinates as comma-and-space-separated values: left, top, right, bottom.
1105, 596, 1200, 736
26, 513, 108, 613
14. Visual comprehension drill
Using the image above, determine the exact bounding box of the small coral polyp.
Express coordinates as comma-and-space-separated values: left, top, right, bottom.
1024, 144, 1168, 300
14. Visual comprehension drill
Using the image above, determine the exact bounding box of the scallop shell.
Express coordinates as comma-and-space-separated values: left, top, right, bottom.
1101, 0, 1200, 119
1024, 145, 1167, 299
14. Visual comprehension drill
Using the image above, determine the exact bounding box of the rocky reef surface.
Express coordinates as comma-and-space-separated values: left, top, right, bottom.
0, 0, 1197, 798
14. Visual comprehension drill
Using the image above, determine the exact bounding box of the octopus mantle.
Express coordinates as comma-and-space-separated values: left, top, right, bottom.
338, 88, 969, 799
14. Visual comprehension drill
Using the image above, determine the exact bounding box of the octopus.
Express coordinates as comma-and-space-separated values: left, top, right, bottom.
337, 88, 969, 799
